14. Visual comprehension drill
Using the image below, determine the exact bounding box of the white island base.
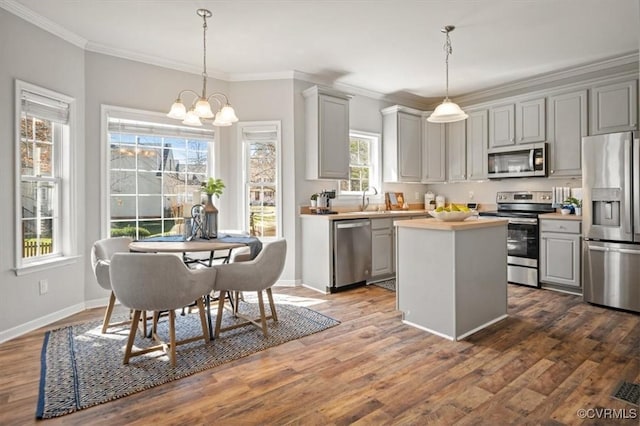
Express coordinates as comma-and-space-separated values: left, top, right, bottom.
395, 218, 508, 341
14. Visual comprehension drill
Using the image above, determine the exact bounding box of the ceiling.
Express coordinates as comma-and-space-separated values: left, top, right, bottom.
6, 0, 640, 102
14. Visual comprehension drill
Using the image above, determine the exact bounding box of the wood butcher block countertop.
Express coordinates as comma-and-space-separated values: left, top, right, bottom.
538, 212, 583, 221
394, 217, 508, 230
300, 210, 429, 220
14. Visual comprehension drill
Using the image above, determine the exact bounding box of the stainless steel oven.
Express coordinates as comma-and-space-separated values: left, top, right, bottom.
481, 191, 554, 287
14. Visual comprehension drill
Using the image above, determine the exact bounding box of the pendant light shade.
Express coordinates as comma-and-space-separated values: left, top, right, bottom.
427, 25, 467, 123
166, 9, 238, 127
428, 99, 468, 123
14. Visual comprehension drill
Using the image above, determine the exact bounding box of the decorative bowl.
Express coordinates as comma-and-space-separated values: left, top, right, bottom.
560, 208, 571, 215
428, 210, 474, 222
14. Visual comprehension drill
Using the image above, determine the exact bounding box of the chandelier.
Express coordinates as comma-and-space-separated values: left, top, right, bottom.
427, 25, 468, 123
167, 9, 239, 127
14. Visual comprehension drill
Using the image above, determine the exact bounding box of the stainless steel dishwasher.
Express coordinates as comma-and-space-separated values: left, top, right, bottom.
333, 219, 371, 291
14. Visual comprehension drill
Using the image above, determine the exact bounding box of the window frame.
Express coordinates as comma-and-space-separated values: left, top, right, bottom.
338, 130, 382, 199
14, 80, 79, 275
238, 121, 282, 240
101, 105, 218, 239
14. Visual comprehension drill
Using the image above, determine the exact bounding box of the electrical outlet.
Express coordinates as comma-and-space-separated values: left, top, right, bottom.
39, 279, 48, 295
414, 192, 420, 201
468, 191, 474, 200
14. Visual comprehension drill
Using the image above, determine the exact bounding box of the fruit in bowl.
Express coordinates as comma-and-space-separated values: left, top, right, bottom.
429, 204, 474, 222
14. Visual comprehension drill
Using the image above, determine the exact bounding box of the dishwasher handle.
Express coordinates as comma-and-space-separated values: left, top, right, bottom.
335, 220, 371, 229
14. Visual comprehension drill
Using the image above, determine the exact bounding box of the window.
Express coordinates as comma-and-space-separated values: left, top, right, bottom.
15, 81, 75, 272
104, 107, 215, 240
239, 122, 281, 239
339, 131, 380, 195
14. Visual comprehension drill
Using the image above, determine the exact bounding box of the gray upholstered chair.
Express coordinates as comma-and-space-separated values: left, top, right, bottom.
214, 239, 287, 338
110, 253, 217, 367
91, 237, 134, 333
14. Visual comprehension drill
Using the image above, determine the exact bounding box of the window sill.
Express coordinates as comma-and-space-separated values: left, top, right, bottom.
14, 255, 82, 276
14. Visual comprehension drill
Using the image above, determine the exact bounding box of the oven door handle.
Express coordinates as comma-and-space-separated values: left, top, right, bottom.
508, 218, 538, 225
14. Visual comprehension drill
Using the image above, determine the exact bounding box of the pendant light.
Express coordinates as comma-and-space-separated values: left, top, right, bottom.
167, 9, 239, 127
427, 25, 468, 123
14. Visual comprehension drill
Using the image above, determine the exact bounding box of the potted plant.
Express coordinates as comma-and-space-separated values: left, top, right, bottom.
200, 178, 225, 238
203, 177, 225, 199
564, 196, 582, 216
310, 193, 318, 209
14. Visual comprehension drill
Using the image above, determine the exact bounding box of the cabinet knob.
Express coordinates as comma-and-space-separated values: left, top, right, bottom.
520, 137, 523, 141
510, 138, 514, 142
550, 170, 554, 174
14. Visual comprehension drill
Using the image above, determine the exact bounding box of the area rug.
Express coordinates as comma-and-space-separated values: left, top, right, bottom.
36, 299, 339, 419
372, 278, 396, 292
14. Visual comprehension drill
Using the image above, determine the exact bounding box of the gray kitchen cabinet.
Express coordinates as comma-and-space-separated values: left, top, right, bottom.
489, 103, 515, 148
489, 98, 545, 148
371, 218, 393, 279
421, 118, 446, 183
304, 85, 352, 180
382, 106, 423, 182
547, 90, 587, 177
466, 109, 489, 180
516, 98, 546, 143
590, 79, 638, 135
540, 219, 582, 292
447, 120, 467, 181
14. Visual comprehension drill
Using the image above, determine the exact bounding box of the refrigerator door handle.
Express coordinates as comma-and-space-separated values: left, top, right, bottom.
623, 137, 633, 237
588, 245, 640, 255
634, 136, 639, 242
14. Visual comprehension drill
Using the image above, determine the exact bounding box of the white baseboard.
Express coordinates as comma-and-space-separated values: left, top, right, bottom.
84, 296, 112, 310
0, 302, 85, 344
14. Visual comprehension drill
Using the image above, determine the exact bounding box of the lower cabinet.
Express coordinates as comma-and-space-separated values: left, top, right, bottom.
539, 219, 582, 293
371, 218, 393, 278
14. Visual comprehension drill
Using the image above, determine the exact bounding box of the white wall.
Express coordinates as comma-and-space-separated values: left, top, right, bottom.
0, 9, 86, 340
427, 176, 582, 208
227, 79, 296, 282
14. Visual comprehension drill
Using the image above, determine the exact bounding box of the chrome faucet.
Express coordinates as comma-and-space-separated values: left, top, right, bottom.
360, 186, 378, 211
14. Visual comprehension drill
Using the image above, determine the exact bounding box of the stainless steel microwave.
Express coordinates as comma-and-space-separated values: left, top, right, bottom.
487, 142, 547, 179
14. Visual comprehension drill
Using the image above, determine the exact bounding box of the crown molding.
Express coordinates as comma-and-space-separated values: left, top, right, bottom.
0, 0, 87, 48
453, 51, 640, 107
85, 41, 230, 81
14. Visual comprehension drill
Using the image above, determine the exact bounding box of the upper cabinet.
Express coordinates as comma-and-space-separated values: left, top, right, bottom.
488, 104, 515, 148
489, 97, 545, 148
304, 86, 352, 180
382, 106, 422, 182
466, 110, 489, 180
446, 120, 467, 182
590, 80, 638, 135
421, 117, 446, 183
547, 90, 587, 177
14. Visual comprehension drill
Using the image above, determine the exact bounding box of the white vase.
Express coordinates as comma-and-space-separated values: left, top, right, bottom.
310, 200, 317, 208
574, 207, 582, 216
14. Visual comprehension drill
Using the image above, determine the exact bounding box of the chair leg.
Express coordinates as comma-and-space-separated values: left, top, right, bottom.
123, 310, 141, 365
257, 291, 268, 337
141, 310, 147, 337
168, 310, 177, 368
214, 290, 226, 338
266, 288, 278, 322
196, 297, 210, 343
102, 291, 117, 333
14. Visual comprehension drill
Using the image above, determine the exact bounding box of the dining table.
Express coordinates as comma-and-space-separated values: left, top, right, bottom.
128, 234, 262, 339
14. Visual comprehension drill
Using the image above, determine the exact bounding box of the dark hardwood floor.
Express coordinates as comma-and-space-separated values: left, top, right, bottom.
0, 283, 638, 425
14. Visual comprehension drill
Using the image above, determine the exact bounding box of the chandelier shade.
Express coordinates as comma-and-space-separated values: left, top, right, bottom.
427, 25, 467, 123
167, 9, 238, 127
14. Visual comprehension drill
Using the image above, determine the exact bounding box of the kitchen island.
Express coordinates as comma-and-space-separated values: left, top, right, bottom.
395, 217, 508, 340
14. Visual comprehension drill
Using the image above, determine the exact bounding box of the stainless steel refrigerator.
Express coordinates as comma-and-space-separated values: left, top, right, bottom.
582, 131, 639, 313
